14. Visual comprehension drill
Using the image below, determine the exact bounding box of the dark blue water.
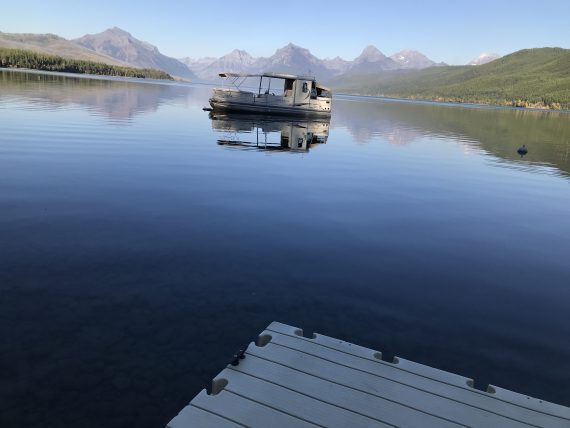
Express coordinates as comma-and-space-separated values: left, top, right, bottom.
1, 69, 569, 427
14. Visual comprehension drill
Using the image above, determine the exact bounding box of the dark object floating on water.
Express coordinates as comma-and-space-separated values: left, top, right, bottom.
203, 107, 213, 111
517, 145, 528, 156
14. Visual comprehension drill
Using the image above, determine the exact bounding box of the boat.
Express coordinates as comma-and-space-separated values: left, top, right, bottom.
209, 72, 332, 116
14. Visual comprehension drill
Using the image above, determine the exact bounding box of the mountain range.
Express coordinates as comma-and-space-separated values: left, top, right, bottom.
0, 27, 504, 82
0, 28, 196, 79
3, 28, 566, 109
179, 44, 449, 81
1, 27, 508, 83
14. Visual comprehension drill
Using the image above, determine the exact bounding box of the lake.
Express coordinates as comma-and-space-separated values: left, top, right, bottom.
1, 69, 569, 427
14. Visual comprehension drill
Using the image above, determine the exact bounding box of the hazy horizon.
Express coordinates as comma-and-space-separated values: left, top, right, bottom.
1, 0, 569, 65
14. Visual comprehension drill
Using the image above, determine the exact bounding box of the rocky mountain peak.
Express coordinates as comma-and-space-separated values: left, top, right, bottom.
227, 49, 253, 59
283, 42, 301, 50
355, 45, 386, 63
107, 27, 130, 35
73, 28, 194, 79
469, 52, 501, 65
273, 43, 311, 58
389, 49, 436, 69
94, 27, 135, 42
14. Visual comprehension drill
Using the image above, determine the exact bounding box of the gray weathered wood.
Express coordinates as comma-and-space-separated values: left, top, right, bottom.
166, 322, 570, 428
233, 353, 461, 428
262, 328, 567, 427
166, 405, 243, 428
191, 389, 317, 427
247, 341, 526, 427
265, 321, 570, 420
266, 322, 472, 387
219, 367, 390, 428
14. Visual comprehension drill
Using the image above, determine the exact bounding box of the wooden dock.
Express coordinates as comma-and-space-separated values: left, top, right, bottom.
167, 322, 570, 427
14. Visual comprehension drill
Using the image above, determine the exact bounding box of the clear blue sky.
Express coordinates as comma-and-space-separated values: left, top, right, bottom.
1, 0, 569, 64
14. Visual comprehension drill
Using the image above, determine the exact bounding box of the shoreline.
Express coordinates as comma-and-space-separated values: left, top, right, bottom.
335, 92, 570, 114
3, 67, 568, 114
0, 67, 191, 87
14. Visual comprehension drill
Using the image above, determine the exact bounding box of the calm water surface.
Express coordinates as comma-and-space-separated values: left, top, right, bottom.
1, 70, 570, 427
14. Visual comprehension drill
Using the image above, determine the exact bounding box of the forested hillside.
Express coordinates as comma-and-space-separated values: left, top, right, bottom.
0, 48, 173, 80
330, 48, 570, 110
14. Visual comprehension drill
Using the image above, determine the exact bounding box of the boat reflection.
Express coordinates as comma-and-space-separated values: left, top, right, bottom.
209, 113, 330, 153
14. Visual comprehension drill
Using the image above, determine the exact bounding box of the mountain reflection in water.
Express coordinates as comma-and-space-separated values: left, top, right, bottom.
332, 95, 570, 177
209, 113, 330, 152
2, 70, 568, 177
0, 69, 198, 121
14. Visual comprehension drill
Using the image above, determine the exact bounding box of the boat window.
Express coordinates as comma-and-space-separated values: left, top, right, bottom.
284, 79, 294, 97
302, 82, 308, 93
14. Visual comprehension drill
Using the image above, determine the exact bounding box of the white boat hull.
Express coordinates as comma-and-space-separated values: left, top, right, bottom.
209, 88, 332, 116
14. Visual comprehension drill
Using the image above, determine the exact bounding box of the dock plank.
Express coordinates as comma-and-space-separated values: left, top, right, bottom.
263, 329, 567, 427
266, 321, 471, 387
219, 367, 389, 428
166, 405, 243, 428
191, 389, 318, 427
233, 353, 461, 428
247, 341, 529, 427
166, 322, 570, 428
265, 322, 570, 420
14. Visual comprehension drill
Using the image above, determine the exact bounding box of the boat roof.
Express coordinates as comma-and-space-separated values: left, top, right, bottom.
218, 72, 331, 91
219, 72, 316, 81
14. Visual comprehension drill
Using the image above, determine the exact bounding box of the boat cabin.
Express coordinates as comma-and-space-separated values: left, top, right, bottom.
210, 72, 332, 116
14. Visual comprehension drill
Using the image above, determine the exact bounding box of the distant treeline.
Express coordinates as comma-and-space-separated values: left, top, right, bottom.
0, 48, 173, 80
331, 48, 570, 110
